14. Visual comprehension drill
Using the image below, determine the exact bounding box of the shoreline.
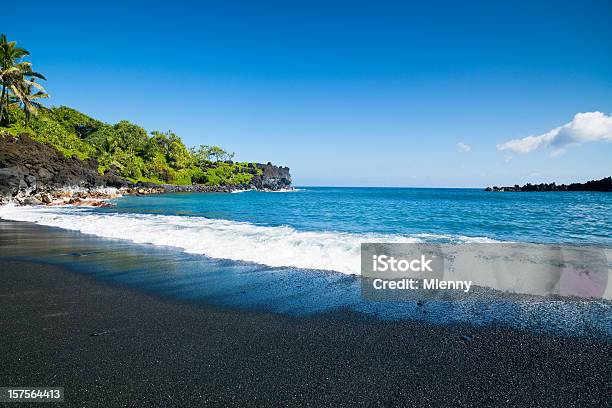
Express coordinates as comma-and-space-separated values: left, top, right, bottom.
1, 258, 610, 406
1, 184, 296, 207
0, 213, 611, 336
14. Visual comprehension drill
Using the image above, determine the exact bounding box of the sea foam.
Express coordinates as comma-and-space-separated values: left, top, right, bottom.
0, 205, 494, 275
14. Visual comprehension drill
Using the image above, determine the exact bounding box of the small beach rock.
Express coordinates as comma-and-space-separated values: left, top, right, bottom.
25, 174, 37, 188
89, 200, 114, 208
40, 193, 53, 204
22, 197, 41, 206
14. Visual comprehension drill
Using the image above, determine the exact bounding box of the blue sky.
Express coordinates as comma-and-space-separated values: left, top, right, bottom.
4, 0, 612, 186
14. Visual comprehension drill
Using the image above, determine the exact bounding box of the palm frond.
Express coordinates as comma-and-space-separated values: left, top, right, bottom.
30, 91, 49, 100
20, 79, 46, 92
15, 61, 32, 70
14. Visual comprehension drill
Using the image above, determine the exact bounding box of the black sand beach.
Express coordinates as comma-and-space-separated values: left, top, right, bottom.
1, 258, 610, 407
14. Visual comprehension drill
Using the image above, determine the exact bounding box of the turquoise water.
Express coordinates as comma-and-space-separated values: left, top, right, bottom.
107, 187, 611, 244
1, 188, 611, 336
1, 188, 610, 276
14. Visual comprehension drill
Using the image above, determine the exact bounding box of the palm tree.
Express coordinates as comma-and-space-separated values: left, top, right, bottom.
0, 34, 46, 126
0, 35, 29, 125
11, 79, 48, 124
8, 62, 47, 124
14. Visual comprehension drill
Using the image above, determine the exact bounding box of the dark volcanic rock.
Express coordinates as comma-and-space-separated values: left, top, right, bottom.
0, 133, 129, 204
252, 162, 292, 190
485, 177, 612, 192
143, 162, 293, 192
0, 132, 292, 205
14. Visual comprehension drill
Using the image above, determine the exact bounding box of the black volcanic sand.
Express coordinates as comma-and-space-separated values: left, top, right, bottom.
0, 260, 610, 407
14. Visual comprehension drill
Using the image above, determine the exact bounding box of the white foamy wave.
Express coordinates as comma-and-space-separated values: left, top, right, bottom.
0, 206, 494, 275
264, 188, 301, 193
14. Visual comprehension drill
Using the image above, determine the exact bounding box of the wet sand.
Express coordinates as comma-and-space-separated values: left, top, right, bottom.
0, 259, 610, 407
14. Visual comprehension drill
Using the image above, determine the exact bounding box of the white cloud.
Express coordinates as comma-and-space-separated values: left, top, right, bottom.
497, 111, 612, 156
457, 142, 471, 153
504, 155, 513, 163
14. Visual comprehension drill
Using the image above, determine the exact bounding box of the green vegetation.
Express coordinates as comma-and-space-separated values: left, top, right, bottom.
0, 35, 262, 186
0, 34, 48, 126
3, 104, 261, 186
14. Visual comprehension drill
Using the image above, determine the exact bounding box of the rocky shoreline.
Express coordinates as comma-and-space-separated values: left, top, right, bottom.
6, 185, 268, 208
0, 134, 292, 207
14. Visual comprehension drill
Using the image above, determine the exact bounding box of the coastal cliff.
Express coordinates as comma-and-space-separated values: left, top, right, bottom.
252, 163, 292, 190
0, 134, 126, 205
0, 133, 291, 205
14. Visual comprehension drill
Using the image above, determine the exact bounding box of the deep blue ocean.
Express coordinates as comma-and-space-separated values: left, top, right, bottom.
106, 187, 611, 244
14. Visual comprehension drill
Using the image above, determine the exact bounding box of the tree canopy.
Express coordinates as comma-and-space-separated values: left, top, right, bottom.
0, 34, 48, 126
0, 34, 262, 186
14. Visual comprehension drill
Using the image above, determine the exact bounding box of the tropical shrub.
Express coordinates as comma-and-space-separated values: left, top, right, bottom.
0, 34, 259, 186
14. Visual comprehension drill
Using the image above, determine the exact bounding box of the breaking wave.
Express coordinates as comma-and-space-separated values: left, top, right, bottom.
0, 205, 496, 275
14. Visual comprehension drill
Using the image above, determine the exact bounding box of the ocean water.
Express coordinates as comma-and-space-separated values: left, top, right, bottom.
1, 187, 610, 274
1, 188, 611, 336
91, 187, 612, 243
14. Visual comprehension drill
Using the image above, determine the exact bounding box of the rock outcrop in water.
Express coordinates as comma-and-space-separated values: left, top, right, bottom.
485, 177, 611, 192
0, 133, 292, 205
252, 163, 292, 190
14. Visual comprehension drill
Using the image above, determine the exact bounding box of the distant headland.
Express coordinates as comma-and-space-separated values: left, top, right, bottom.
0, 34, 291, 206
0, 132, 292, 206
485, 177, 612, 192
